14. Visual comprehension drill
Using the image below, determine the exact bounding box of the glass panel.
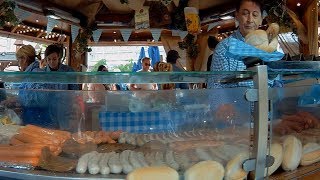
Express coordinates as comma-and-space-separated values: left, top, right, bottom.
267, 61, 320, 83
0, 87, 253, 179
269, 85, 320, 176
0, 71, 255, 84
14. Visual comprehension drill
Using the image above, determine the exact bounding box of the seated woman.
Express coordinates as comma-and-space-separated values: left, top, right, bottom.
15, 45, 56, 127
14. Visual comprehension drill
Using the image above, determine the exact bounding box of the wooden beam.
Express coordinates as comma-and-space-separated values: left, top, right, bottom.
0, 30, 66, 45
10, 26, 19, 33
36, 31, 44, 38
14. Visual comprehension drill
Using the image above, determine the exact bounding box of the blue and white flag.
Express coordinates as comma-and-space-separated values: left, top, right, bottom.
120, 29, 132, 42
92, 29, 103, 43
46, 17, 58, 34
14, 7, 31, 21
150, 29, 162, 42
71, 24, 80, 43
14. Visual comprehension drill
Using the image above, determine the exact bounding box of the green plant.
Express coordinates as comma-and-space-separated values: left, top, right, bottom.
91, 59, 107, 72
74, 27, 94, 54
114, 59, 134, 72
0, 0, 19, 27
264, 0, 294, 32
178, 34, 199, 59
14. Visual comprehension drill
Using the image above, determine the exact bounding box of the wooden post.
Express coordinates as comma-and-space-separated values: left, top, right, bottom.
301, 0, 318, 56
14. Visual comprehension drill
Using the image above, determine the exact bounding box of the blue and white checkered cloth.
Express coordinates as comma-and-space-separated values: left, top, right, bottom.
99, 111, 204, 133
227, 37, 284, 62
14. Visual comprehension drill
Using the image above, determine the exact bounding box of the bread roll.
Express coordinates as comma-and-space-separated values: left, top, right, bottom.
184, 160, 224, 180
300, 143, 320, 166
266, 143, 283, 176
245, 30, 268, 47
266, 23, 280, 42
126, 166, 179, 180
282, 135, 302, 171
225, 152, 249, 180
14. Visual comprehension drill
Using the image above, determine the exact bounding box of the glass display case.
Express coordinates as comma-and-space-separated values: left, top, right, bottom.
0, 67, 270, 180
267, 61, 320, 178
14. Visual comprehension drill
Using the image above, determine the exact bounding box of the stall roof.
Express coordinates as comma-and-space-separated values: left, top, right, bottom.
0, 0, 318, 44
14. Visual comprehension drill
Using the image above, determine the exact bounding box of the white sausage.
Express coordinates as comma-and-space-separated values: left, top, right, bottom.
136, 151, 149, 167
108, 153, 122, 174
129, 151, 143, 169
165, 150, 180, 170
118, 132, 128, 144
99, 152, 114, 175
88, 151, 101, 175
76, 152, 91, 173
120, 150, 134, 174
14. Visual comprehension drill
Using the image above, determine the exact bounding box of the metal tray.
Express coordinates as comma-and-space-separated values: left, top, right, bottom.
0, 167, 125, 180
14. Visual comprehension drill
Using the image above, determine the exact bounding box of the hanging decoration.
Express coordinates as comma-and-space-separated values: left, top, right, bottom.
134, 6, 150, 31
161, 0, 172, 6
92, 29, 103, 43
120, 29, 132, 42
71, 24, 80, 43
14, 6, 31, 22
46, 17, 58, 34
178, 30, 188, 40
170, 0, 188, 31
150, 29, 162, 42
74, 27, 94, 54
178, 34, 199, 59
173, 0, 180, 7
184, 7, 200, 35
0, 0, 19, 27
172, 30, 180, 36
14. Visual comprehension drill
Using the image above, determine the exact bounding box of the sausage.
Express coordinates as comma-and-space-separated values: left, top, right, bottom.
165, 150, 179, 170
76, 152, 91, 173
129, 151, 142, 169
88, 151, 101, 175
99, 152, 114, 175
118, 132, 128, 144
108, 153, 122, 174
120, 150, 134, 174
136, 151, 149, 167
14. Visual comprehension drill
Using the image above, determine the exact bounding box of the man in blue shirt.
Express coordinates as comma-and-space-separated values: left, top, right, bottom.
208, 0, 264, 122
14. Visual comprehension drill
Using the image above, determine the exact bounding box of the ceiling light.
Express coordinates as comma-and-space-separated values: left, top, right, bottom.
217, 26, 221, 29
297, 3, 301, 6
113, 31, 117, 34
47, 14, 61, 20
36, 19, 39, 22
220, 15, 234, 20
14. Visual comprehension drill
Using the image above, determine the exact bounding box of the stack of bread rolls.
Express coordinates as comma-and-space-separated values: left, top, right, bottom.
245, 23, 280, 52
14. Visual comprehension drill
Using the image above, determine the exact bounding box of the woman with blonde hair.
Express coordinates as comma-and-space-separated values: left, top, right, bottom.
16, 45, 41, 72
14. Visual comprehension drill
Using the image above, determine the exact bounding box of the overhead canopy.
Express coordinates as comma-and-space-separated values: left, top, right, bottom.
0, 0, 318, 44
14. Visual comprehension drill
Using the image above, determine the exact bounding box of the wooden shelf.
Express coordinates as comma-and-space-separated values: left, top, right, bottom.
270, 162, 320, 180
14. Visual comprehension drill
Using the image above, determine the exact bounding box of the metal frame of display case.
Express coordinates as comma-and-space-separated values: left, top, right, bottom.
0, 66, 272, 180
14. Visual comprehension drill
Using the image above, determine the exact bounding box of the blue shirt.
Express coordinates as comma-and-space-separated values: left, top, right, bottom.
44, 64, 79, 90
172, 64, 189, 89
